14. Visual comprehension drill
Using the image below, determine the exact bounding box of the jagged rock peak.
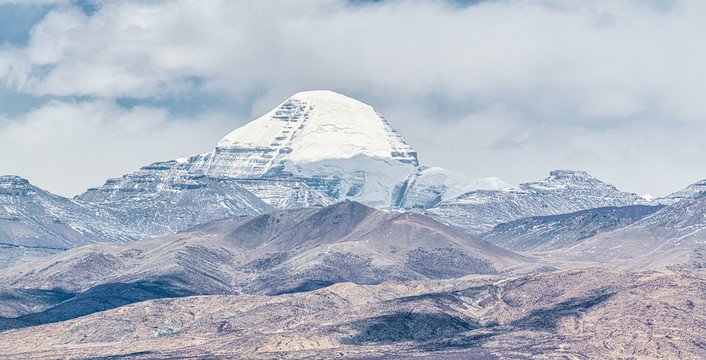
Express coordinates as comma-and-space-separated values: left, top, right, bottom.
0, 175, 36, 195
0, 175, 30, 186
520, 169, 623, 193
547, 169, 600, 182
191, 90, 418, 178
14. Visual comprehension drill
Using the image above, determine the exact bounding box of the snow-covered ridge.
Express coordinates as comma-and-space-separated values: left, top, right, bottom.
0, 175, 37, 196
657, 179, 706, 205
424, 169, 644, 234
220, 90, 418, 165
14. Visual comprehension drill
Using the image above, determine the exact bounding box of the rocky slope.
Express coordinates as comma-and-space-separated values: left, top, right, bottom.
656, 178, 706, 204
482, 204, 665, 251
0, 201, 538, 329
76, 160, 273, 237
0, 175, 140, 268
424, 170, 645, 234
0, 268, 703, 359
540, 192, 706, 269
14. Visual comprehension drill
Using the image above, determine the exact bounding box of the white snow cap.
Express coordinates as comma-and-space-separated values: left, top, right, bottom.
217, 90, 418, 166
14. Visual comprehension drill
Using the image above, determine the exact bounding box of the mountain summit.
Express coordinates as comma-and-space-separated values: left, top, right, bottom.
188, 90, 418, 178
184, 90, 424, 208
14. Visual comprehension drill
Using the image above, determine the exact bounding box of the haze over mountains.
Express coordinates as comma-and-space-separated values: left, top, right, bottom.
1, 90, 705, 358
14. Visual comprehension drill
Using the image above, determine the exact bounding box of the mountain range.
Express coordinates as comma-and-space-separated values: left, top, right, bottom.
0, 201, 537, 299
5, 90, 702, 269
1, 90, 706, 358
0, 201, 542, 330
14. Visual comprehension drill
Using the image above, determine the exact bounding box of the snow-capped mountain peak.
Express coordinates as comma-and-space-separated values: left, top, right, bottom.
195, 90, 418, 179
177, 90, 427, 208
424, 170, 643, 234
75, 90, 510, 236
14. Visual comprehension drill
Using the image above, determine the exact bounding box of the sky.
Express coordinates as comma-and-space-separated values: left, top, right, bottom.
0, 0, 704, 198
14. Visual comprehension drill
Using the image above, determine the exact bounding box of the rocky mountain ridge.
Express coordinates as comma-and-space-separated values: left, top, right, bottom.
423, 169, 646, 234
0, 175, 141, 268
0, 201, 536, 297
538, 191, 706, 269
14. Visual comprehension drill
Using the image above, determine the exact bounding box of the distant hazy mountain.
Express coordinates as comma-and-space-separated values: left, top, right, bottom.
423, 170, 645, 234
482, 205, 665, 251
0, 175, 140, 268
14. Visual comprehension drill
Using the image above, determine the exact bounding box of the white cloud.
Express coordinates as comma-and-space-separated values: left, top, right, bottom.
0, 0, 67, 4
5, 0, 701, 108
26, 7, 86, 65
0, 0, 705, 196
0, 100, 236, 196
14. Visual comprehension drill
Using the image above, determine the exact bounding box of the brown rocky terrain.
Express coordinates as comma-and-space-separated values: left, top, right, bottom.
0, 267, 703, 359
0, 201, 539, 331
3, 197, 706, 359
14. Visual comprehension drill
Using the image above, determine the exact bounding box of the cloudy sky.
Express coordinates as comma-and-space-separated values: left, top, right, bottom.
0, 0, 704, 197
